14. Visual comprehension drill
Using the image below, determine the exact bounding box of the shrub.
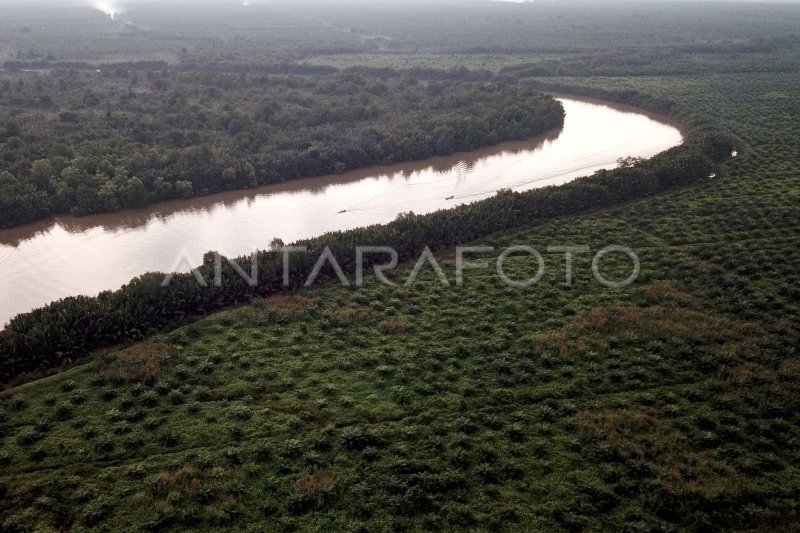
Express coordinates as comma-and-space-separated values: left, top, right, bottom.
282, 439, 303, 459
95, 437, 115, 453
159, 431, 180, 448
69, 391, 88, 405
228, 426, 244, 441
362, 446, 380, 461
9, 395, 27, 411
224, 447, 243, 465
194, 386, 213, 401
340, 426, 382, 451
54, 401, 73, 421
141, 390, 160, 407
123, 436, 144, 451
144, 418, 164, 430
167, 390, 184, 405
100, 387, 117, 400
286, 491, 314, 516
253, 444, 272, 463
16, 427, 41, 447
125, 409, 146, 423
29, 447, 47, 463
82, 498, 112, 526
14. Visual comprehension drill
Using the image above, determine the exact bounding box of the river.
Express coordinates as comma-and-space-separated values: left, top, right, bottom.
0, 97, 682, 327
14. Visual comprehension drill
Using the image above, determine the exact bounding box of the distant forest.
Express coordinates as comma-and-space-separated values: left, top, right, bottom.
1, 1, 798, 228
0, 72, 562, 227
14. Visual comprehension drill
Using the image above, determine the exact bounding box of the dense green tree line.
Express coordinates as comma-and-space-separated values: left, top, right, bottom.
0, 105, 737, 383
2, 61, 495, 83
0, 71, 562, 227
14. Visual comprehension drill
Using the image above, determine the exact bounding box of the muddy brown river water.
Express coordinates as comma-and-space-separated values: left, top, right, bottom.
0, 97, 682, 327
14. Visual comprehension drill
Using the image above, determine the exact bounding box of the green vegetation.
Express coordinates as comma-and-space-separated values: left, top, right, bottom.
2, 72, 797, 529
1, 1, 800, 531
0, 72, 562, 227
0, 119, 733, 384
3, 0, 799, 230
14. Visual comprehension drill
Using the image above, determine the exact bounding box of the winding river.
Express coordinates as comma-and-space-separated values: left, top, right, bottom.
0, 97, 682, 327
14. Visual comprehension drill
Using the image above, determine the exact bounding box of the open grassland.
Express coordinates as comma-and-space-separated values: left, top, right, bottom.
1, 71, 798, 531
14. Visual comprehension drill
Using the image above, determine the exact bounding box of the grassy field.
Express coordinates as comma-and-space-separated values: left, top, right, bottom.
1, 69, 798, 530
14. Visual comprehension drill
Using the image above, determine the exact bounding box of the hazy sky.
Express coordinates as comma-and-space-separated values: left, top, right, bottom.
3, 0, 800, 4
2, 0, 800, 16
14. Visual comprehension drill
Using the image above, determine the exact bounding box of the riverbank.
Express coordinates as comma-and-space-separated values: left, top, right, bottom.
0, 97, 682, 328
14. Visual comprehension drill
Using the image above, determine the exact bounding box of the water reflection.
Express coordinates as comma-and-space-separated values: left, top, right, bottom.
0, 98, 682, 326
0, 128, 562, 246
